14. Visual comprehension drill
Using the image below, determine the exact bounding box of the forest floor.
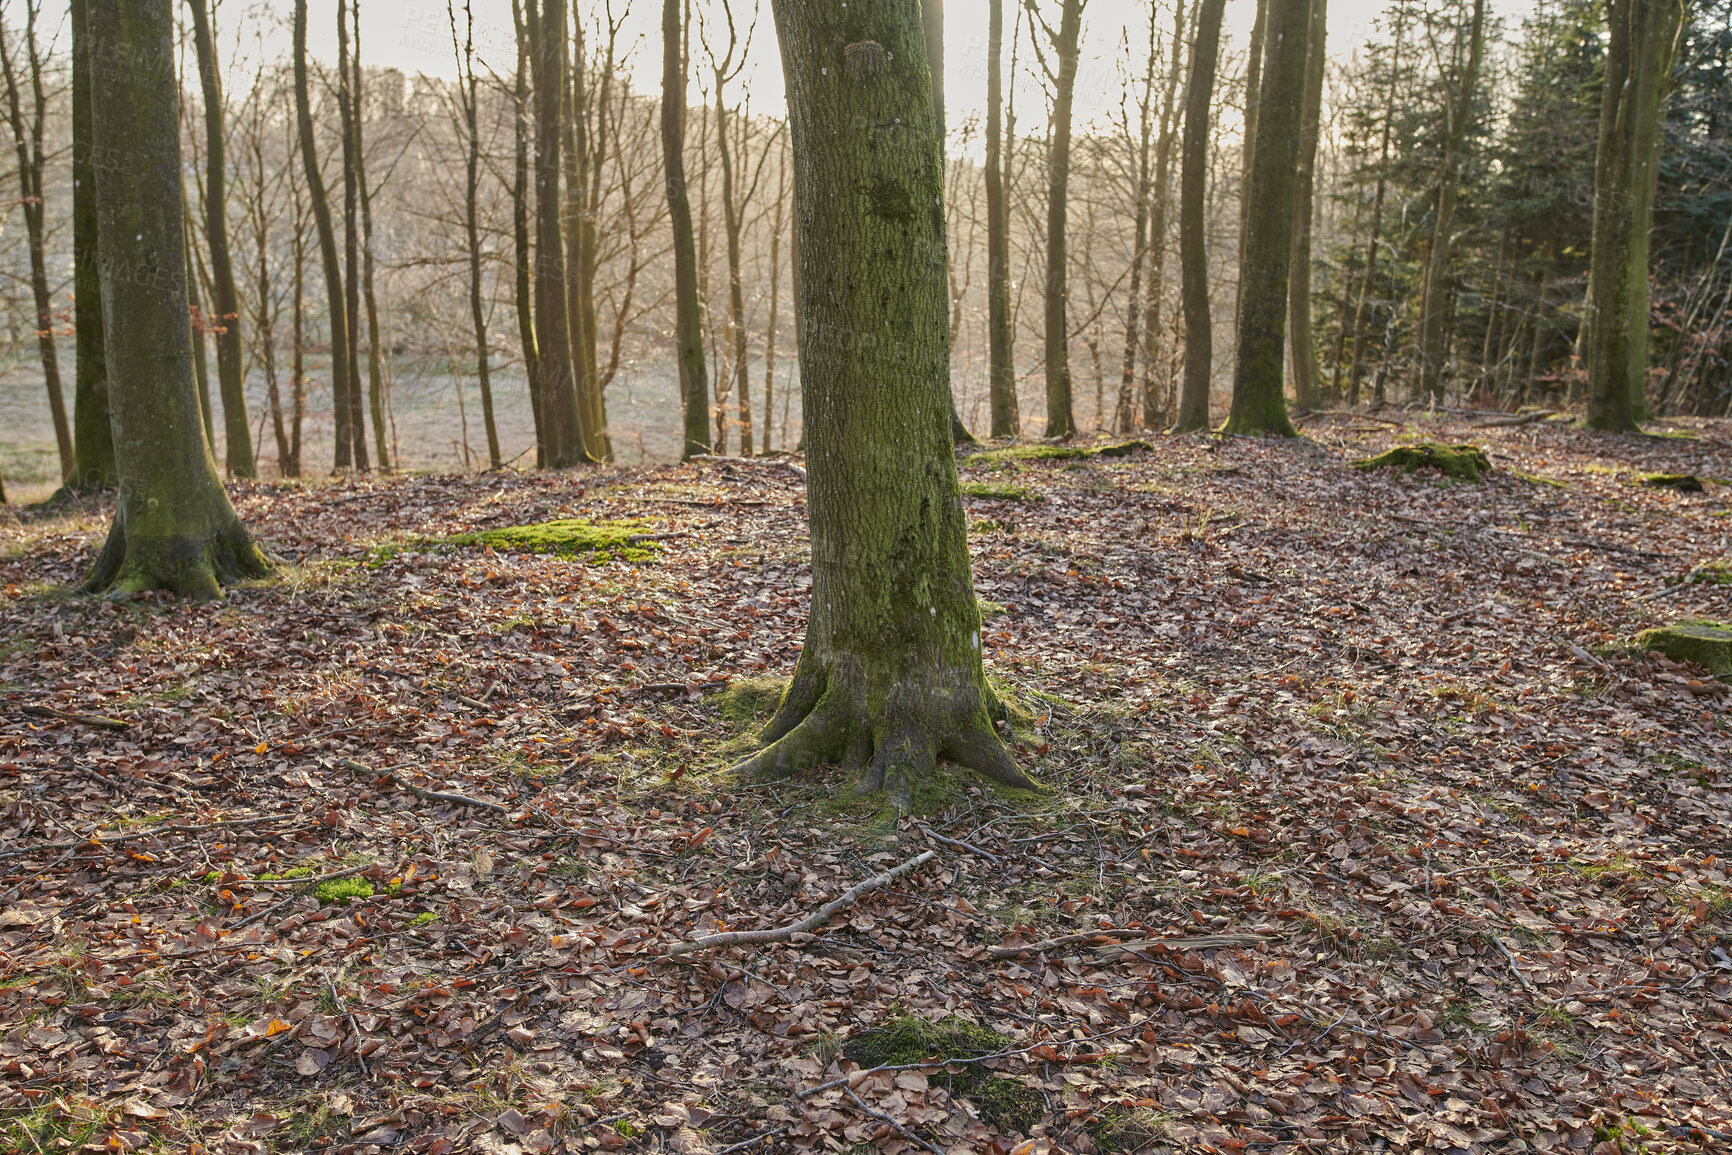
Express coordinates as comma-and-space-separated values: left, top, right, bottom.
1, 413, 1730, 1155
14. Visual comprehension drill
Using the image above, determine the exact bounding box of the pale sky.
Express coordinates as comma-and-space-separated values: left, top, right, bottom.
275, 0, 1534, 134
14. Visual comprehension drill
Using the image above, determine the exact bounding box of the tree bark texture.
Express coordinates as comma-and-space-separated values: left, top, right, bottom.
663, 0, 711, 459
526, 0, 584, 466
69, 0, 114, 489
1042, 0, 1085, 438
985, 0, 1016, 438
1176, 0, 1226, 432
1286, 0, 1327, 412
747, 0, 1033, 802
83, 0, 269, 599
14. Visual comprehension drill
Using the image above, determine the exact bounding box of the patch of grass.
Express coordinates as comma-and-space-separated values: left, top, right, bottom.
450, 519, 659, 563
1093, 1107, 1169, 1152
961, 480, 1041, 503
1510, 469, 1568, 488
313, 877, 375, 906
843, 1014, 1008, 1095
970, 518, 1008, 534
974, 1076, 1045, 1134
257, 865, 316, 881
978, 598, 1008, 618
1352, 442, 1492, 482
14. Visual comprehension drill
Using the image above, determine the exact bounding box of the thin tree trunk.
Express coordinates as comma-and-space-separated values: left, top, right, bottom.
1347, 12, 1403, 407
350, 8, 388, 471
1041, 0, 1086, 438
0, 4, 71, 480
1176, 0, 1226, 432
510, 0, 543, 465
296, 0, 352, 470
1116, 13, 1158, 433
186, 240, 216, 452
664, 0, 711, 459
1224, 0, 1308, 436
762, 139, 787, 453
69, 0, 113, 489
1142, 0, 1188, 430
1415, 0, 1486, 406
1234, 0, 1269, 342
450, 0, 499, 469
336, 0, 369, 470
83, 0, 269, 599
290, 116, 306, 477
188, 0, 255, 478
526, 0, 584, 465
985, 0, 1016, 438
1286, 0, 1327, 413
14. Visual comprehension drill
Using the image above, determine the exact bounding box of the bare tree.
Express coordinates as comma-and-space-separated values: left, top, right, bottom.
0, 0, 70, 480
449, 0, 499, 468
1027, 0, 1088, 438
1175, 0, 1226, 432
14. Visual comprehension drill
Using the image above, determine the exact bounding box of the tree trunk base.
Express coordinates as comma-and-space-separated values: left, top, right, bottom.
85, 517, 272, 601
730, 652, 1037, 808
1220, 410, 1299, 438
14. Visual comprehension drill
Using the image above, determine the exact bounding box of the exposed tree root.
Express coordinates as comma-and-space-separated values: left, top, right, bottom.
730, 652, 1036, 806
84, 516, 272, 601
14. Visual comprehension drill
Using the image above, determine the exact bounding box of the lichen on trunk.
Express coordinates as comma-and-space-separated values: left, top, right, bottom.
742, 0, 1034, 806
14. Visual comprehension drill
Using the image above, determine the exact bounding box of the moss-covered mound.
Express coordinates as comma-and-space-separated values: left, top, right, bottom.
450, 519, 657, 563
960, 481, 1041, 502
1352, 443, 1492, 482
1632, 619, 1732, 677
842, 1015, 1042, 1134
967, 439, 1151, 466
1637, 472, 1705, 492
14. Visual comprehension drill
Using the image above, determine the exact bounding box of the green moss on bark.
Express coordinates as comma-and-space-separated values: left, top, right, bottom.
1631, 620, 1732, 677
1353, 443, 1491, 482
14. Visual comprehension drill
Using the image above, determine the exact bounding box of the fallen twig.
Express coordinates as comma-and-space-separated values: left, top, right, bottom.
714, 1127, 787, 1155
1487, 931, 1536, 993
21, 703, 129, 730
0, 815, 294, 861
243, 863, 369, 888
987, 927, 1143, 958
327, 974, 371, 1080
667, 849, 936, 954
1480, 410, 1557, 428
687, 453, 806, 480
844, 1086, 944, 1155
1092, 933, 1278, 960
919, 824, 999, 864
339, 758, 507, 812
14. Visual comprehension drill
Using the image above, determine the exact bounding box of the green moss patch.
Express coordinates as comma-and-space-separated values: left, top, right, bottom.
1636, 472, 1705, 493
450, 519, 658, 563
1688, 559, 1731, 586
843, 1015, 1040, 1131
1352, 443, 1491, 482
313, 877, 375, 906
1631, 619, 1732, 678
961, 481, 1041, 503
966, 440, 1150, 466
719, 676, 789, 731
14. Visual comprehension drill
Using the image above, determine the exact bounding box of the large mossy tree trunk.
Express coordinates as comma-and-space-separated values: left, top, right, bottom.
1175, 0, 1226, 433
83, 0, 270, 600
69, 0, 114, 490
293, 0, 353, 471
1585, 0, 1684, 432
188, 0, 255, 479
662, 0, 711, 460
1224, 0, 1307, 437
745, 0, 1033, 802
